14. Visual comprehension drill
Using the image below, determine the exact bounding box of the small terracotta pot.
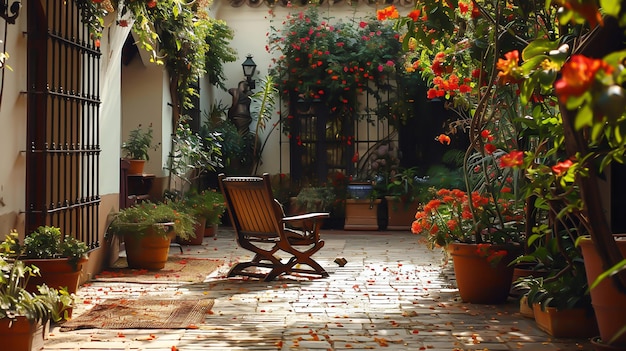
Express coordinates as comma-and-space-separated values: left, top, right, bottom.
204, 224, 217, 237
178, 217, 206, 245
127, 159, 146, 175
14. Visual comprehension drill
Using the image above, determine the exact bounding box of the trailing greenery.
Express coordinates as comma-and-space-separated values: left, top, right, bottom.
204, 19, 238, 90
77, 0, 237, 126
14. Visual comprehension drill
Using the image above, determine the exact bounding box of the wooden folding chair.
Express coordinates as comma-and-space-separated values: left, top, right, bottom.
218, 173, 330, 281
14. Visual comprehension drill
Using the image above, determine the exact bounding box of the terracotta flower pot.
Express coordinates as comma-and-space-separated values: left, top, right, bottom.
23, 257, 87, 295
127, 159, 146, 175
124, 225, 176, 270
385, 197, 419, 231
178, 217, 206, 245
0, 317, 44, 351
447, 242, 519, 304
204, 224, 217, 237
579, 235, 626, 347
532, 303, 598, 338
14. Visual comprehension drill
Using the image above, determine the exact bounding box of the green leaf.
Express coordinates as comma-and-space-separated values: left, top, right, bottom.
527, 233, 542, 247
604, 49, 626, 67
521, 55, 549, 75
600, 0, 621, 17
522, 39, 559, 61
574, 104, 602, 133
520, 75, 538, 105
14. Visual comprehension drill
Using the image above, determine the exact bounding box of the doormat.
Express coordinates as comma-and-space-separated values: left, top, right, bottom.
94, 257, 223, 283
60, 298, 214, 331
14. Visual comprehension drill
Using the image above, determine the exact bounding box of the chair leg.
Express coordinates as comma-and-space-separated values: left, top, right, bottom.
280, 241, 328, 278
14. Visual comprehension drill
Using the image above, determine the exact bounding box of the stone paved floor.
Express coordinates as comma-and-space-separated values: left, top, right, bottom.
42, 229, 594, 350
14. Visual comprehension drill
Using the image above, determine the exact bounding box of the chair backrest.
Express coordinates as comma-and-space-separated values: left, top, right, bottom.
218, 173, 283, 237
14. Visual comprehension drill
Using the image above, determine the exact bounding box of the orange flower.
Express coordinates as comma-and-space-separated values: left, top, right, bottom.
407, 9, 421, 21
552, 159, 574, 176
377, 5, 400, 20
555, 55, 613, 103
436, 134, 451, 145
496, 50, 521, 84
499, 150, 524, 168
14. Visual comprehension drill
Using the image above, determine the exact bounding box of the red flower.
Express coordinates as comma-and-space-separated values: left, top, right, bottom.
407, 10, 421, 21
484, 143, 496, 154
555, 55, 613, 103
480, 129, 494, 141
436, 134, 451, 145
499, 150, 524, 168
377, 5, 399, 20
552, 159, 574, 176
459, 1, 469, 14
352, 151, 359, 163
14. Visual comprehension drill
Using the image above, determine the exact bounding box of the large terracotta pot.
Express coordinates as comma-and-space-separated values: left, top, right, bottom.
447, 242, 519, 304
23, 257, 87, 294
385, 197, 419, 231
579, 235, 626, 347
123, 224, 176, 270
0, 317, 44, 351
177, 217, 206, 245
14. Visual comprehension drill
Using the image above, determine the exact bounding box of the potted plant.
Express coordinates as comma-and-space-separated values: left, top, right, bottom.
412, 187, 524, 304
201, 190, 226, 237
170, 189, 225, 244
107, 201, 195, 270
385, 167, 428, 231
515, 271, 598, 338
0, 255, 73, 351
288, 186, 335, 230
121, 124, 156, 175
291, 186, 335, 213
0, 227, 89, 296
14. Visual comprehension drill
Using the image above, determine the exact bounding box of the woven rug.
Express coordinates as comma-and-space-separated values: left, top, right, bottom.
94, 257, 223, 283
60, 299, 214, 331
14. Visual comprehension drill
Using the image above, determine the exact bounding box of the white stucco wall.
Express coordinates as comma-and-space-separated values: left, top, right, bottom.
210, 1, 407, 176
0, 10, 28, 232
120, 54, 170, 177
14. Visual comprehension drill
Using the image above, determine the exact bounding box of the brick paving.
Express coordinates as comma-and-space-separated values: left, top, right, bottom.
42, 229, 593, 350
